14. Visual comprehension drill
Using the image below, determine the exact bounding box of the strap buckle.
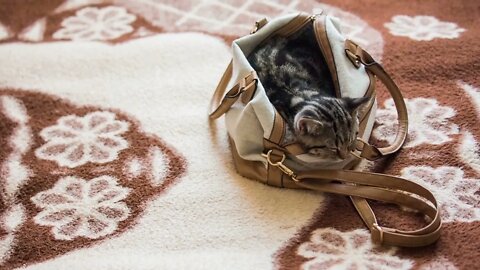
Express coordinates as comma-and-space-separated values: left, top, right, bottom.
262, 150, 299, 182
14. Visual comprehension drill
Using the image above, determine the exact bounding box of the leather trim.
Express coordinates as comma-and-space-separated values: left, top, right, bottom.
269, 111, 286, 145
358, 70, 376, 123
358, 77, 376, 137
314, 15, 341, 97
276, 13, 312, 36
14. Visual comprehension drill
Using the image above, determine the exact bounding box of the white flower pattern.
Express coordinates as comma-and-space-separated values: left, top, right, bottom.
401, 166, 480, 222
31, 175, 130, 240
53, 6, 136, 41
384, 15, 465, 41
35, 111, 129, 168
297, 228, 412, 270
374, 98, 459, 148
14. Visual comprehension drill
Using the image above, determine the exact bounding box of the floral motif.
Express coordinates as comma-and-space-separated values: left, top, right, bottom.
35, 111, 129, 168
53, 6, 136, 41
384, 15, 465, 41
374, 98, 459, 148
297, 228, 412, 270
31, 175, 130, 240
401, 166, 480, 222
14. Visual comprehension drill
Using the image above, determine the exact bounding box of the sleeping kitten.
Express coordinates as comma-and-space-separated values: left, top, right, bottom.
247, 24, 368, 160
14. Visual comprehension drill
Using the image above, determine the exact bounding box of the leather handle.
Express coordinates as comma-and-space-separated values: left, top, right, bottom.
208, 60, 258, 120
294, 169, 442, 247
345, 40, 409, 160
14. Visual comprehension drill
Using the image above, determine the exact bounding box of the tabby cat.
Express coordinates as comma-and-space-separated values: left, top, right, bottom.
247, 24, 368, 161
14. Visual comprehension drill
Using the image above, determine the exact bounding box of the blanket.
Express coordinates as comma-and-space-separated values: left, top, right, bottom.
0, 0, 479, 269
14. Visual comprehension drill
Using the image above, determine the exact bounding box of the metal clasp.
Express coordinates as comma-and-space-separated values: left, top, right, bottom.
262, 150, 299, 182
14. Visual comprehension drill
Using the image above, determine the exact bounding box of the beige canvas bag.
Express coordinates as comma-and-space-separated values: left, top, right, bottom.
209, 12, 441, 247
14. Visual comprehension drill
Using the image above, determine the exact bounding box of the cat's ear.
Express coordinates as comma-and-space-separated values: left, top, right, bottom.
296, 117, 324, 136
342, 97, 369, 113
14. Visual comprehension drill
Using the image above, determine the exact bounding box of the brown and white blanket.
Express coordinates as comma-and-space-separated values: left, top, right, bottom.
0, 0, 479, 269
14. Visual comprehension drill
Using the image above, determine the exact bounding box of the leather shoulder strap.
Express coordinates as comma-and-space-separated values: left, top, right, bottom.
345, 40, 409, 160
262, 148, 441, 247
268, 163, 441, 246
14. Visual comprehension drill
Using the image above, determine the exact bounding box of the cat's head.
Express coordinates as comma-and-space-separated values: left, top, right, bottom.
293, 96, 369, 160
